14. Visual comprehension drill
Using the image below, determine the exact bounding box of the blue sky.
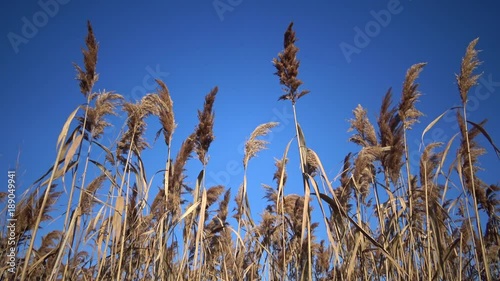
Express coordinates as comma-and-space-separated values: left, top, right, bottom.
2, 0, 499, 230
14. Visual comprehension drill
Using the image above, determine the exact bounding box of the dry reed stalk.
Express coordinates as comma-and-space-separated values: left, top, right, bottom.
21, 21, 100, 281
456, 38, 492, 281
139, 79, 177, 279
242, 122, 279, 229
399, 62, 426, 276
60, 29, 119, 280
418, 142, 443, 278
273, 23, 318, 279
229, 122, 279, 278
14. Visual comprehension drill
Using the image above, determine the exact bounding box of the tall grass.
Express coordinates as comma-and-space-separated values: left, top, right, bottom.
1, 21, 498, 281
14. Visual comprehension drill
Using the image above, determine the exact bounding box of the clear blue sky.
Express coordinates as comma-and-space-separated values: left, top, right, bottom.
2, 1, 499, 223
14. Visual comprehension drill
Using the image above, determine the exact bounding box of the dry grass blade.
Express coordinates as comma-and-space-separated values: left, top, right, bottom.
63, 133, 83, 174
57, 107, 81, 151
315, 191, 405, 276
112, 196, 125, 242
466, 120, 500, 158
20, 106, 80, 281
420, 107, 460, 147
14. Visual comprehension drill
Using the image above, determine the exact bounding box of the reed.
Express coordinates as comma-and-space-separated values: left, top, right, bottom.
1, 21, 497, 281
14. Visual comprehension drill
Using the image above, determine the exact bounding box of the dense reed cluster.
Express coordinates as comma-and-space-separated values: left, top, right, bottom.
1, 21, 498, 280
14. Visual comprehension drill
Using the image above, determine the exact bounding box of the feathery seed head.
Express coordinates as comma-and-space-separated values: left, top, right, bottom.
81, 174, 107, 215
399, 62, 426, 129
195, 87, 218, 165
305, 148, 319, 176
457, 38, 482, 105
116, 100, 151, 164
243, 122, 279, 168
273, 157, 288, 187
74, 21, 99, 96
348, 104, 378, 147
78, 91, 123, 139
156, 79, 176, 146
273, 22, 310, 104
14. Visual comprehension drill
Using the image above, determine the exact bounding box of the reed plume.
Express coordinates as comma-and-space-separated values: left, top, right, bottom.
377, 88, 404, 184
195, 87, 218, 165
348, 104, 378, 148
273, 22, 310, 104
243, 122, 279, 168
156, 79, 176, 146
74, 21, 99, 96
78, 92, 123, 139
457, 38, 481, 104
81, 174, 107, 215
273, 157, 288, 187
399, 63, 426, 129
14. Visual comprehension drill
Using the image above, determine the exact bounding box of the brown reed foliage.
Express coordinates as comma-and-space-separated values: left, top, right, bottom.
2, 21, 498, 281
